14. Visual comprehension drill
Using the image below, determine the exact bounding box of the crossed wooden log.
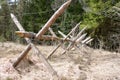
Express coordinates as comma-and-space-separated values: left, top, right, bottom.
11, 0, 72, 79
15, 23, 93, 59
10, 0, 93, 79
47, 23, 93, 59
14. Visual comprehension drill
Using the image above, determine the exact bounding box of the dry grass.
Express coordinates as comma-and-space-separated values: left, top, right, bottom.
0, 42, 120, 80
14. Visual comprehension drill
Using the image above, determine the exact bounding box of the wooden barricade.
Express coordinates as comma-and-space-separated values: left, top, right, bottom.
10, 0, 93, 79
47, 24, 93, 59
11, 0, 72, 79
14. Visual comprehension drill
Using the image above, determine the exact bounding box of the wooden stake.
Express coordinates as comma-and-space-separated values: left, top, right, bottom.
62, 26, 87, 54
11, 14, 59, 77
15, 31, 74, 42
76, 33, 87, 43
11, 14, 32, 68
47, 22, 81, 59
13, 44, 31, 67
35, 0, 72, 39
30, 43, 58, 76
11, 0, 71, 67
85, 38, 93, 44
47, 43, 62, 59
49, 28, 57, 37
58, 30, 67, 38
10, 14, 30, 43
81, 36, 91, 44
11, 0, 71, 78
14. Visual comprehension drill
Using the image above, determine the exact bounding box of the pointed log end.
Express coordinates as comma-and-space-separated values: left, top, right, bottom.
15, 31, 25, 37
66, 0, 72, 6
86, 38, 93, 44
68, 0, 72, 3
10, 13, 14, 18
62, 0, 72, 8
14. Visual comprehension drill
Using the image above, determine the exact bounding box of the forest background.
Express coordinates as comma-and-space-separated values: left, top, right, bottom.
0, 0, 120, 52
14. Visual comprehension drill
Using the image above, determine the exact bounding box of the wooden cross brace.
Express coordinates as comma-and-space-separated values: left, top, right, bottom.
15, 31, 73, 42
47, 23, 93, 59
10, 0, 71, 78
60, 28, 93, 54
47, 22, 81, 59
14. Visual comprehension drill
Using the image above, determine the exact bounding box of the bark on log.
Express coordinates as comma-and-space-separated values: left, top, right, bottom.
11, 14, 32, 67
10, 14, 30, 43
11, 0, 71, 78
15, 31, 73, 42
11, 14, 59, 77
15, 31, 93, 45
36, 0, 72, 39
13, 44, 31, 67
16, 31, 92, 44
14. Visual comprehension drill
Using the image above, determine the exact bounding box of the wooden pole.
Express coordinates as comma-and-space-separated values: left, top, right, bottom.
16, 31, 92, 44
85, 38, 93, 44
11, 14, 32, 67
11, 0, 71, 78
30, 43, 58, 77
62, 26, 87, 54
10, 14, 30, 43
35, 0, 72, 39
11, 0, 71, 67
81, 36, 91, 44
76, 33, 87, 43
47, 22, 81, 59
49, 28, 57, 37
13, 44, 31, 67
11, 14, 59, 77
58, 30, 67, 38
15, 31, 75, 42
47, 43, 62, 59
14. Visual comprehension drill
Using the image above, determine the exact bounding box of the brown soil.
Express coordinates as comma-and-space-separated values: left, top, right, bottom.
0, 42, 120, 80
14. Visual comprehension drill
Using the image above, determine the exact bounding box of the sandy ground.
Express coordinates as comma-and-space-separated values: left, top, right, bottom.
0, 42, 120, 80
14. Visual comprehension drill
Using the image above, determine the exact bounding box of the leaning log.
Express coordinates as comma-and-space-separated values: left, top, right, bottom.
47, 22, 81, 59
76, 33, 87, 43
11, 0, 71, 78
11, 14, 59, 78
58, 30, 67, 38
85, 38, 93, 44
11, 14, 31, 67
62, 26, 87, 54
49, 28, 57, 37
16, 31, 93, 45
81, 36, 91, 44
10, 14, 30, 43
15, 31, 74, 42
36, 0, 72, 39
